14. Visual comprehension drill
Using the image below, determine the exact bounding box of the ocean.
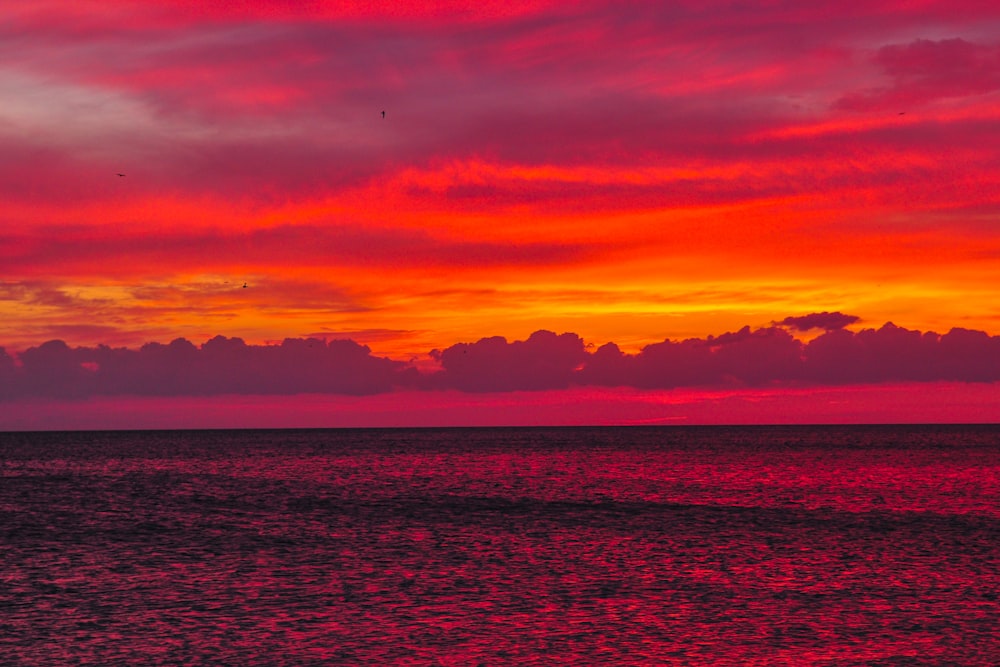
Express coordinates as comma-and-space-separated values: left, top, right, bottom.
1, 425, 998, 665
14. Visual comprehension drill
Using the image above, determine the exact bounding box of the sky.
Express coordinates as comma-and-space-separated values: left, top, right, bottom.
2, 0, 999, 428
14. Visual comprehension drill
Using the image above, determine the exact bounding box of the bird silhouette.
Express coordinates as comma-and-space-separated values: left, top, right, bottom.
242, 282, 248, 289
381, 110, 385, 119
116, 173, 126, 177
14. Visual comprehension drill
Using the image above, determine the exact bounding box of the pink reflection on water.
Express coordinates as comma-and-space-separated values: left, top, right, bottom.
1, 426, 998, 664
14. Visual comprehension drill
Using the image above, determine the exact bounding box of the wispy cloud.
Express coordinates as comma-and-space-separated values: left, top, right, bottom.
836, 38, 1000, 111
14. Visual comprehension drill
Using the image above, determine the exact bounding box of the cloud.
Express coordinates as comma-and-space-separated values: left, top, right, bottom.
3, 2, 1000, 395
777, 311, 860, 331
0, 223, 597, 278
0, 347, 15, 400
9, 4, 997, 201
836, 38, 1000, 111
578, 326, 804, 389
5, 320, 997, 400
7, 336, 413, 399
428, 330, 587, 392
802, 323, 1000, 384
420, 321, 1000, 392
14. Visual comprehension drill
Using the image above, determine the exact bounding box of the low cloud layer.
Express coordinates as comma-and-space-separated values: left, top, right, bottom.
2, 317, 999, 400
0, 336, 412, 400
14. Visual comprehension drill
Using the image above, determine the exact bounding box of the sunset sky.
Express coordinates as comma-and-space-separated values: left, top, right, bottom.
2, 1, 999, 428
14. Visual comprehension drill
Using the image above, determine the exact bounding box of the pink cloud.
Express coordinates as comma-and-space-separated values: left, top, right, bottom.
837, 38, 1000, 111
0, 224, 598, 278
4, 3, 1000, 219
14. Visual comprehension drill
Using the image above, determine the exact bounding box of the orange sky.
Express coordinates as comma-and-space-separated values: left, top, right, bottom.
2, 1, 999, 426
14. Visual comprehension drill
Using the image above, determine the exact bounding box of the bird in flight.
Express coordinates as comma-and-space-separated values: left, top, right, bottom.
116, 173, 126, 177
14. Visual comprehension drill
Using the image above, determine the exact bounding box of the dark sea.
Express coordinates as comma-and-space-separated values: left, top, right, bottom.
1, 425, 998, 665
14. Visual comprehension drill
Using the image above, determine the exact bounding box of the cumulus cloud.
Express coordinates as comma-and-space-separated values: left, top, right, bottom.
6, 336, 413, 399
777, 311, 860, 331
428, 330, 587, 392
4, 321, 999, 401
801, 323, 1000, 384
577, 326, 804, 389
0, 347, 15, 400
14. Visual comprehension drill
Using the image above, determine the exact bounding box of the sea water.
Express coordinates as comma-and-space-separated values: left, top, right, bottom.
1, 426, 998, 665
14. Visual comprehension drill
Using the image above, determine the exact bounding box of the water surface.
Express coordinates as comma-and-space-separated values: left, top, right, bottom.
2, 426, 998, 664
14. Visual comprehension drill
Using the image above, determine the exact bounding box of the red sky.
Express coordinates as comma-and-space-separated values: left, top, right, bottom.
2, 1, 999, 428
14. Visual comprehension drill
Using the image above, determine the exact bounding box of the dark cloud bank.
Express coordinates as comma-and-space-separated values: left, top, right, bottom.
2, 316, 999, 400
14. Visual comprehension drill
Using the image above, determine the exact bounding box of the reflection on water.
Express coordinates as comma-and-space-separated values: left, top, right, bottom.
1, 426, 998, 665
